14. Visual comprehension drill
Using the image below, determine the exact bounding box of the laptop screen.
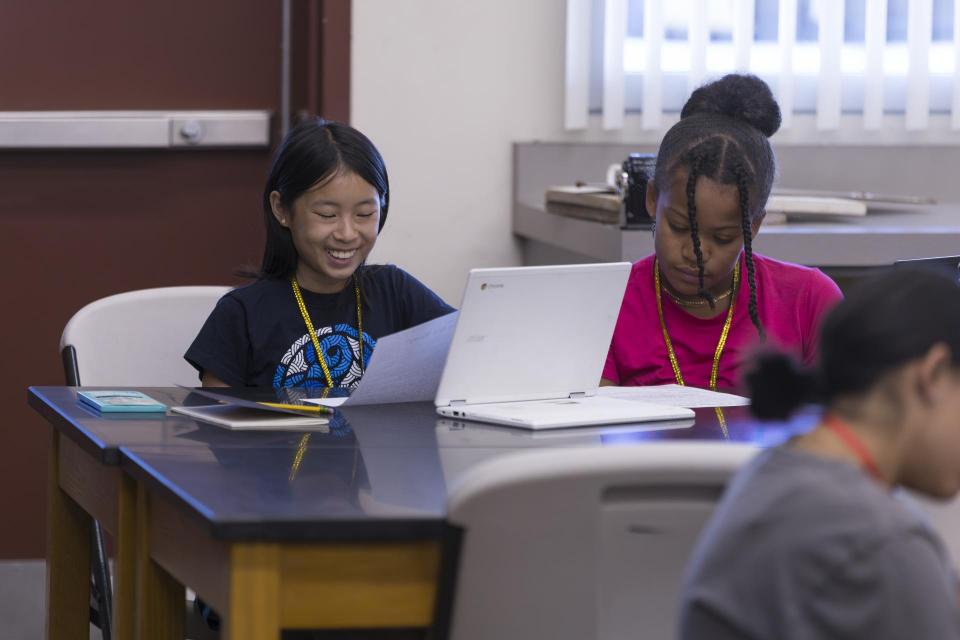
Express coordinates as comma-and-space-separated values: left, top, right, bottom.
435, 263, 631, 406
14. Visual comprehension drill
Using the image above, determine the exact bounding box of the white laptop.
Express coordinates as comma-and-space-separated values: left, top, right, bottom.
434, 264, 695, 429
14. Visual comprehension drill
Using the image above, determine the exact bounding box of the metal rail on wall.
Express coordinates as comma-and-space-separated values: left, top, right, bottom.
0, 110, 271, 148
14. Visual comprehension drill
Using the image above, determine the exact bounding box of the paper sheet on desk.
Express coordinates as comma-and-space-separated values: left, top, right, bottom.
596, 384, 749, 408
304, 311, 459, 407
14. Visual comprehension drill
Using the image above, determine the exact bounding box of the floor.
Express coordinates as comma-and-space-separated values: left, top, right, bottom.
0, 560, 215, 640
0, 560, 104, 640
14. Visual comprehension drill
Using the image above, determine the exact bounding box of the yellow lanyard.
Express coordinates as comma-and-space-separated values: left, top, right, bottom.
291, 275, 364, 388
288, 387, 330, 482
654, 258, 739, 437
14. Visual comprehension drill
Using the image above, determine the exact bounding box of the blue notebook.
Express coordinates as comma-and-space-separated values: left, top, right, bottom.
77, 390, 167, 413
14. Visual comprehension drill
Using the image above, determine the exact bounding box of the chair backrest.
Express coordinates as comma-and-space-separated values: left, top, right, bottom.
893, 255, 960, 282
444, 442, 758, 640
60, 286, 230, 386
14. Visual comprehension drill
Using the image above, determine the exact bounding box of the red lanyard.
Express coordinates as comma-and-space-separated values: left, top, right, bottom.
823, 414, 885, 484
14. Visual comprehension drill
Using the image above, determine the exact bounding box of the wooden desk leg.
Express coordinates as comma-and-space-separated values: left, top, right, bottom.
46, 430, 92, 640
135, 483, 185, 640
113, 473, 137, 640
224, 544, 280, 640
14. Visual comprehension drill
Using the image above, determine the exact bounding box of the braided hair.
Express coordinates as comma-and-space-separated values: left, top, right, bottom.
683, 144, 713, 306
654, 74, 781, 337
734, 159, 763, 339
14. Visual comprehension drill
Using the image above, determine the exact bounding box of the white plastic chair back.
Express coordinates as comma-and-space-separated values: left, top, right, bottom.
60, 286, 230, 386
446, 442, 758, 640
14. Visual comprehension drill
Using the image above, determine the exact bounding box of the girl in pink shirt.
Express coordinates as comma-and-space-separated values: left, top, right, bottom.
602, 74, 842, 391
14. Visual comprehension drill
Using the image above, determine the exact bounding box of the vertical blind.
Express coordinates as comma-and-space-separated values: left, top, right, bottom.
565, 0, 959, 132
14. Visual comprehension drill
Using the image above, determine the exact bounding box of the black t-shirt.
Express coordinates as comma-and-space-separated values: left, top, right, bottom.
185, 265, 454, 388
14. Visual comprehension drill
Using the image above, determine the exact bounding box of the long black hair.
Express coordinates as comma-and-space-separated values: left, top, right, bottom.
655, 74, 781, 337
748, 268, 960, 420
260, 118, 390, 280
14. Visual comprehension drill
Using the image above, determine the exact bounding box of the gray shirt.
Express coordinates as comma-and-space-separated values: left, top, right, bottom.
679, 445, 960, 640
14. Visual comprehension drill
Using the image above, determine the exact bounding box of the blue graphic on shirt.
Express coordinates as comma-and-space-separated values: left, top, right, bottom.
273, 323, 375, 390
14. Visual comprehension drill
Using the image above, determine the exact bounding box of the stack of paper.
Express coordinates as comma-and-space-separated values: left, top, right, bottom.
765, 195, 867, 219
544, 185, 620, 224
596, 384, 749, 409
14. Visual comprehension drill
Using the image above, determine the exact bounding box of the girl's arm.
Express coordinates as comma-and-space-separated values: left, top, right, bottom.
201, 371, 229, 387
186, 293, 249, 387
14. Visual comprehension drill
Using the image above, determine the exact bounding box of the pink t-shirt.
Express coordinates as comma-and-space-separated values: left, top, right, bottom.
603, 253, 842, 391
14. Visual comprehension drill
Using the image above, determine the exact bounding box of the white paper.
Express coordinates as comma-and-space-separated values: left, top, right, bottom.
312, 396, 348, 407
304, 312, 459, 407
595, 384, 749, 408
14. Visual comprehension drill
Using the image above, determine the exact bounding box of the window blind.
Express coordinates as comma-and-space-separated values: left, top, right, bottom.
564, 0, 958, 134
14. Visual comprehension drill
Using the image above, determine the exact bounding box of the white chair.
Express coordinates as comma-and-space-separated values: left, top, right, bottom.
61, 286, 230, 386
59, 285, 229, 640
443, 442, 758, 640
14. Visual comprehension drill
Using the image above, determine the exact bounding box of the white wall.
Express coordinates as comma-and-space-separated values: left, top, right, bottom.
351, 0, 568, 304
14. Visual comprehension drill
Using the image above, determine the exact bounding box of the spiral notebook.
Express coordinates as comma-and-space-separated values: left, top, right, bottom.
171, 404, 329, 431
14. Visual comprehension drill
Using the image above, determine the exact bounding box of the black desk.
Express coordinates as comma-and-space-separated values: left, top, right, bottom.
29, 386, 815, 639
30, 385, 354, 640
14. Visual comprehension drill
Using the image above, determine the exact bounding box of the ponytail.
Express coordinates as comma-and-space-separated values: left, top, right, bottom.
746, 352, 818, 420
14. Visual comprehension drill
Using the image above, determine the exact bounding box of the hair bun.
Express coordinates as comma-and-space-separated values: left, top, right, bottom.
681, 74, 782, 138
746, 351, 815, 420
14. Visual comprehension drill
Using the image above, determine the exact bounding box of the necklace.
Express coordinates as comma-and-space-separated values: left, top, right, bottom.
655, 258, 739, 391
822, 414, 885, 484
655, 259, 739, 438
291, 275, 364, 388
664, 285, 734, 308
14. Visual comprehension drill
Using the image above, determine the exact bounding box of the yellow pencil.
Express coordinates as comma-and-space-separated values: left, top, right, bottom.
259, 401, 331, 414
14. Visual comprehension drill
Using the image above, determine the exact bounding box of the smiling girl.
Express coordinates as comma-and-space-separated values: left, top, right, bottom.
186, 119, 453, 388
602, 74, 842, 391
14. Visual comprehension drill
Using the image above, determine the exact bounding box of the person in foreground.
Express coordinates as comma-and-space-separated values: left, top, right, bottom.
678, 268, 960, 639
186, 118, 453, 388
602, 74, 841, 391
